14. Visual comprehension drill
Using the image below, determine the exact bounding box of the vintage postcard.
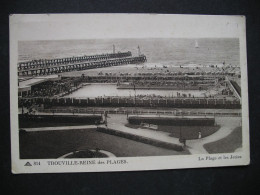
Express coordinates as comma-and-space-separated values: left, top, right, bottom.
10, 14, 250, 173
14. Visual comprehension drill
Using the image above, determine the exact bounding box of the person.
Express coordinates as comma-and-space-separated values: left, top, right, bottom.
182, 139, 186, 147
198, 131, 202, 139
105, 121, 108, 128
95, 120, 98, 129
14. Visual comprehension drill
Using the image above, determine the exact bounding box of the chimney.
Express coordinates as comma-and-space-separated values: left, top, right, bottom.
113, 45, 115, 54
138, 45, 141, 56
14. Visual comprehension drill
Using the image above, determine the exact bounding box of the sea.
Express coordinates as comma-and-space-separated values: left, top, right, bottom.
18, 38, 240, 66
18, 38, 240, 98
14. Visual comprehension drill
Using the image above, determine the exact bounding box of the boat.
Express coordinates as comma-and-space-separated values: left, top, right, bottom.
195, 40, 199, 48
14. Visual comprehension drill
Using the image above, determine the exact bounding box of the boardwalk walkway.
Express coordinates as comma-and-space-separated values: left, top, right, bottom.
186, 117, 240, 154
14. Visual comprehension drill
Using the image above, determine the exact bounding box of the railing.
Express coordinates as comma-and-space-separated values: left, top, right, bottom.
37, 107, 241, 117
230, 80, 241, 97
19, 96, 241, 109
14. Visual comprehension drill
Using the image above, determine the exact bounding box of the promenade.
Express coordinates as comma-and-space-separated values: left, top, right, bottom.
21, 112, 241, 155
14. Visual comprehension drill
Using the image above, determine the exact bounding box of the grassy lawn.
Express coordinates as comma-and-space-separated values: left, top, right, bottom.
19, 121, 96, 128
19, 115, 100, 128
19, 128, 188, 159
203, 126, 242, 153
125, 123, 220, 140
160, 125, 220, 140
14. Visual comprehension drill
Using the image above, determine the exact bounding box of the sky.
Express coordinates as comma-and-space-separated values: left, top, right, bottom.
10, 14, 245, 41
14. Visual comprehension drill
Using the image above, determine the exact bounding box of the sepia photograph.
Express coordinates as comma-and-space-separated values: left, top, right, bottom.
10, 14, 250, 173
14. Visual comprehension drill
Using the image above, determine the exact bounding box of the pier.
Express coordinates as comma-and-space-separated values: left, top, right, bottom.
18, 51, 132, 70
18, 56, 147, 76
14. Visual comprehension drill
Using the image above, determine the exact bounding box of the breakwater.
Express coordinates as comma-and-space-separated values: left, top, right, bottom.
18, 56, 147, 76
18, 52, 132, 70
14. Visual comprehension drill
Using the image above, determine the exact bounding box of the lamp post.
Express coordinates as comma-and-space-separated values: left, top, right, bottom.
179, 110, 185, 146
179, 125, 182, 141
133, 83, 137, 115
134, 83, 136, 105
